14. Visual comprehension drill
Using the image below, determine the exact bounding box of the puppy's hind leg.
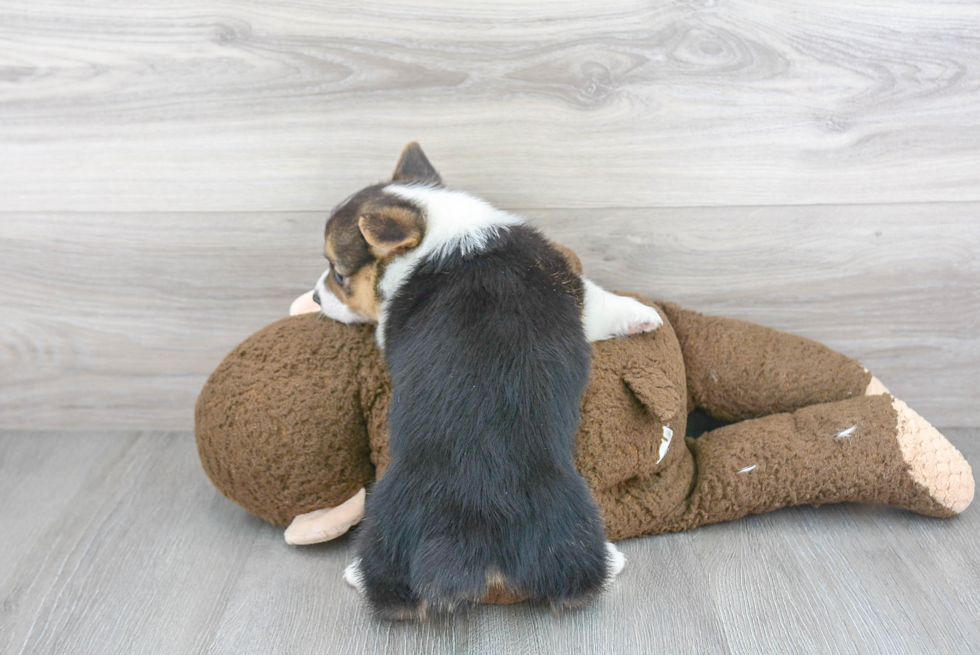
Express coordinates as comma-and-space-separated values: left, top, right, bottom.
355, 552, 426, 621
354, 521, 426, 620
554, 542, 627, 610
604, 542, 627, 581
509, 509, 614, 609
582, 279, 663, 342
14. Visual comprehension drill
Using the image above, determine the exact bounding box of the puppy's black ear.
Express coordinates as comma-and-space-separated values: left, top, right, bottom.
392, 142, 442, 186
359, 205, 423, 257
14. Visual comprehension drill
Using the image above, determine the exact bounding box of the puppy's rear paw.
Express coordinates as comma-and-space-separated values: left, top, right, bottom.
605, 542, 626, 583
344, 558, 365, 593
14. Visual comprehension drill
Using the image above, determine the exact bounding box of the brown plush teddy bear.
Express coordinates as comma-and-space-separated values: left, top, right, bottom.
195, 284, 974, 556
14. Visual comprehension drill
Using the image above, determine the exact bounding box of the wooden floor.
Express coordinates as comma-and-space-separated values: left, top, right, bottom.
1, 429, 978, 655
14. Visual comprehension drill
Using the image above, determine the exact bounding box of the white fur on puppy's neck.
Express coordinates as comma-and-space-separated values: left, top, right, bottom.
374, 184, 523, 349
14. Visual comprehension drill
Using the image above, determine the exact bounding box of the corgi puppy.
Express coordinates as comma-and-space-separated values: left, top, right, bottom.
315, 143, 659, 619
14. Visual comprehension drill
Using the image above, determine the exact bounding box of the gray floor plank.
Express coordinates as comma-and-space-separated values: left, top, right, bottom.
0, 432, 261, 655
466, 536, 731, 655
692, 504, 980, 655
0, 429, 977, 654
0, 432, 137, 600
202, 530, 473, 655
1, 1, 979, 211
3, 205, 978, 429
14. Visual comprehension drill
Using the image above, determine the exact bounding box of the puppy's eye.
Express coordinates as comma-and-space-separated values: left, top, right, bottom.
333, 269, 346, 286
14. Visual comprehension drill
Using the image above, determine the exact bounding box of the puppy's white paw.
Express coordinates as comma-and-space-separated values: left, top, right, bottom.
605, 542, 626, 582
344, 558, 365, 593
616, 297, 664, 337
583, 279, 663, 342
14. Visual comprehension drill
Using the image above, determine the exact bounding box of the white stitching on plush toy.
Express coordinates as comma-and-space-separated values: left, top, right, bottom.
835, 425, 858, 439
738, 464, 757, 474
656, 426, 673, 464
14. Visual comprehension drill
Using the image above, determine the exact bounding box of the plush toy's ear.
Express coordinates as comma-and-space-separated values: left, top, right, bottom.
622, 367, 680, 424
392, 141, 442, 186
358, 205, 423, 256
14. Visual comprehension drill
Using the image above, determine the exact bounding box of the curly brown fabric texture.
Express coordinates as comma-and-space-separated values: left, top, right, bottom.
660, 302, 872, 421
196, 315, 379, 525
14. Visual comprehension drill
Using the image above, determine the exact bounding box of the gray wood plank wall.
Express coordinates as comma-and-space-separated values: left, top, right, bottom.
1, 0, 978, 429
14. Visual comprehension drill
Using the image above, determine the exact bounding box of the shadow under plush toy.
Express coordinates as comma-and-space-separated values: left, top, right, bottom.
195, 165, 973, 605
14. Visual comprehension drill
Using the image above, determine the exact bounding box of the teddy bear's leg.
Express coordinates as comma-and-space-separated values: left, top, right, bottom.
659, 302, 880, 421
283, 488, 366, 545
655, 394, 973, 533
289, 289, 321, 316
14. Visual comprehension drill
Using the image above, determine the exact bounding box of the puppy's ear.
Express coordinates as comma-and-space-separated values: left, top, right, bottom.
358, 205, 423, 256
392, 141, 442, 186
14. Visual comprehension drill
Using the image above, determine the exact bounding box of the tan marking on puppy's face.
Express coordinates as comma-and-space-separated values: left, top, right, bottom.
325, 260, 380, 321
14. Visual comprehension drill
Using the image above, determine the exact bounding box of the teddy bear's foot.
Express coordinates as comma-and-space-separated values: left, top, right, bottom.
893, 398, 974, 515
864, 370, 890, 396
284, 488, 366, 545
289, 289, 321, 316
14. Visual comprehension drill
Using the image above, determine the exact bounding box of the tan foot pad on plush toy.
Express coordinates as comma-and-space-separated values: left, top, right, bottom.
865, 374, 890, 396
894, 399, 974, 514
289, 289, 320, 316
284, 488, 366, 545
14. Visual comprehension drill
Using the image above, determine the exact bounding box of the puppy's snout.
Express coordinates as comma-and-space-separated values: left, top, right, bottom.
312, 290, 321, 306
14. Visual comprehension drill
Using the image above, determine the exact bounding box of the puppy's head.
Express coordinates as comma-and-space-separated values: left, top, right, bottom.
315, 142, 442, 323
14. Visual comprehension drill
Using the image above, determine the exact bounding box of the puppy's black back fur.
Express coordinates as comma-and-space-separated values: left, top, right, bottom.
355, 225, 609, 618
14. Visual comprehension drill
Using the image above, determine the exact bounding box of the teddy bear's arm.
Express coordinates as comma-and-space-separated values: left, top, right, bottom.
659, 302, 878, 422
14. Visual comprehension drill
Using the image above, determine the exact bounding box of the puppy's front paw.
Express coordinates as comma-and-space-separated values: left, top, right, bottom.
583, 280, 663, 342
605, 296, 664, 339
619, 298, 663, 336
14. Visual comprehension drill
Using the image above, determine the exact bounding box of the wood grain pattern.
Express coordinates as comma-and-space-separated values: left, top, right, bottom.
0, 429, 977, 654
1, 0, 979, 211
0, 432, 263, 655
2, 205, 976, 429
